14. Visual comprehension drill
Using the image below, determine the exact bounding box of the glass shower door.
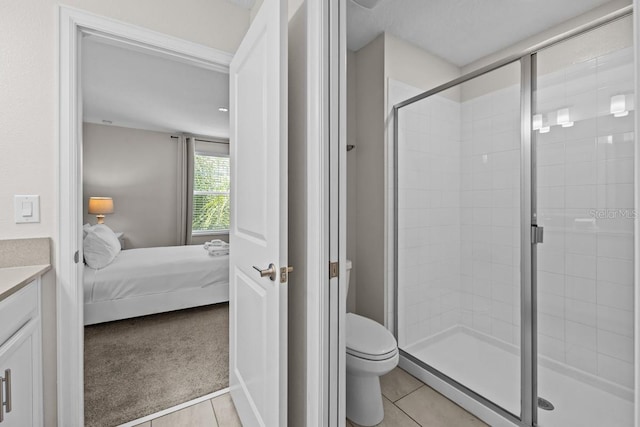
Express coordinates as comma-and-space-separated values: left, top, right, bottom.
395, 60, 523, 418
533, 16, 635, 427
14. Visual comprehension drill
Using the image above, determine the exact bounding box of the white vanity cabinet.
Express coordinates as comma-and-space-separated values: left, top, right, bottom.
0, 279, 42, 427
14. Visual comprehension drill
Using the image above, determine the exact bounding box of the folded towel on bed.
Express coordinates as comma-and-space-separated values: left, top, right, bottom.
204, 239, 229, 256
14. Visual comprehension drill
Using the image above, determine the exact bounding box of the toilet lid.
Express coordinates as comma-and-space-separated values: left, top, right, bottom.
346, 313, 398, 361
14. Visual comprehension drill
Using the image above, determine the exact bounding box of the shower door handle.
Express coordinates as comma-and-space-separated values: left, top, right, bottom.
532, 225, 544, 244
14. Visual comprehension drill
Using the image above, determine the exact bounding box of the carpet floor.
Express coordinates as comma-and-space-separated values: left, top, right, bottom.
84, 303, 229, 427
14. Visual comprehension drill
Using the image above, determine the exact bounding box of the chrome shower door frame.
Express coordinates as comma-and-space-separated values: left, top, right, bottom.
392, 6, 632, 427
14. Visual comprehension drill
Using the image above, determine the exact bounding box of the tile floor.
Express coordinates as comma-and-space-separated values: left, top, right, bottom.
135, 368, 486, 427
347, 367, 488, 427
134, 393, 241, 427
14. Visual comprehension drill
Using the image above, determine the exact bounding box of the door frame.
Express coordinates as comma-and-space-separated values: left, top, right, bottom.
57, 7, 233, 425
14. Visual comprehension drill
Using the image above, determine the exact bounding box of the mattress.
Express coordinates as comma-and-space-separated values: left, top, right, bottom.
83, 245, 229, 304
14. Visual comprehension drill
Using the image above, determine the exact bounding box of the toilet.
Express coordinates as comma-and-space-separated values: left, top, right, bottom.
345, 260, 399, 426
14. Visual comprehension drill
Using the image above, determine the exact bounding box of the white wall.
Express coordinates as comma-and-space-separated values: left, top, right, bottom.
82, 123, 180, 249
350, 32, 461, 326
0, 2, 250, 425
353, 34, 386, 324
287, 0, 307, 424
346, 50, 357, 313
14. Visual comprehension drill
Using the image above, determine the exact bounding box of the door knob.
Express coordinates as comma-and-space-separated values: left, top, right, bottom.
253, 264, 277, 281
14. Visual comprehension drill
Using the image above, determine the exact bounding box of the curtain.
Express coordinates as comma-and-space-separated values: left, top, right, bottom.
177, 136, 195, 245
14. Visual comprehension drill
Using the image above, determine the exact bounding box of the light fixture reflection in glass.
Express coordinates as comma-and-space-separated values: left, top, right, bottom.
610, 95, 628, 117
539, 126, 551, 134
557, 108, 574, 127
532, 114, 543, 131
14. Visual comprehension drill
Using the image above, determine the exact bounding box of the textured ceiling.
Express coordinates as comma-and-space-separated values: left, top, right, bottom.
347, 0, 616, 66
82, 36, 229, 138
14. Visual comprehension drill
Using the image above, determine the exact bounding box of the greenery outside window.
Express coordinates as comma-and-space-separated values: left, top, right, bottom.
192, 153, 230, 234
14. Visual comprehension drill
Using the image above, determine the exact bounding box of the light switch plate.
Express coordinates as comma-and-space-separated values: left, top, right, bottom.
14, 195, 40, 223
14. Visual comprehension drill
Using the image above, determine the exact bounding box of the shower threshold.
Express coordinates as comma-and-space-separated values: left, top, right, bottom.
403, 327, 632, 427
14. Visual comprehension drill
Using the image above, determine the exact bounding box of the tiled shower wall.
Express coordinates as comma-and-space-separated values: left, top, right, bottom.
396, 45, 634, 391
396, 81, 462, 347
459, 78, 522, 346
535, 46, 635, 389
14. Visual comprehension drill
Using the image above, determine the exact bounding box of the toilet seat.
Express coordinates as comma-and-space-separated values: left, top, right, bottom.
346, 313, 398, 361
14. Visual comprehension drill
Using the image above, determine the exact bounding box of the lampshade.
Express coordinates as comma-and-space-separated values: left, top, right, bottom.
88, 197, 114, 224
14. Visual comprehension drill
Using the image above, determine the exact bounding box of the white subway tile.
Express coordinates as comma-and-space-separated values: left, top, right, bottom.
538, 248, 565, 274
565, 344, 598, 375
565, 298, 597, 327
597, 330, 633, 363
597, 353, 634, 389
597, 305, 633, 337
565, 138, 597, 163
565, 231, 596, 256
473, 313, 492, 334
597, 257, 633, 285
538, 291, 564, 318
537, 271, 565, 296
597, 233, 634, 260
538, 165, 565, 187
539, 335, 565, 362
565, 185, 596, 209
539, 313, 565, 340
491, 319, 515, 344
537, 143, 565, 166
565, 253, 597, 279
565, 320, 597, 350
565, 161, 596, 186
597, 158, 634, 184
597, 183, 635, 209
597, 281, 633, 311
565, 276, 596, 303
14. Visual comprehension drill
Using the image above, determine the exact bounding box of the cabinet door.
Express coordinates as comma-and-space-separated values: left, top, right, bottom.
0, 323, 36, 427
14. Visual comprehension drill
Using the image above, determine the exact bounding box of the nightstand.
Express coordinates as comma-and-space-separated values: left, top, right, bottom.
114, 232, 125, 249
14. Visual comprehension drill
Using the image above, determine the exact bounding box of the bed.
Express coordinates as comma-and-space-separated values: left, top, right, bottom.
83, 245, 229, 325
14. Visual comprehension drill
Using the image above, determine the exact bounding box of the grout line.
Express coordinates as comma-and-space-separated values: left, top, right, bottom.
117, 387, 231, 427
210, 397, 221, 426
387, 394, 424, 426
392, 381, 424, 403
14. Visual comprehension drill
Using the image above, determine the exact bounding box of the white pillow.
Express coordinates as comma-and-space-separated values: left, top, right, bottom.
83, 224, 121, 269
82, 223, 91, 239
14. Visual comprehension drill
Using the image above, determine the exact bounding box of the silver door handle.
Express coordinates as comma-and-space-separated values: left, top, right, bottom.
4, 370, 10, 414
253, 264, 277, 281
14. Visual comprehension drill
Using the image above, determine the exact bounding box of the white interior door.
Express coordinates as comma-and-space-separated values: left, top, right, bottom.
229, 0, 287, 424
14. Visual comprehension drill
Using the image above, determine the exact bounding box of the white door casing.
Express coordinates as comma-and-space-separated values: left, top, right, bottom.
228, 0, 288, 424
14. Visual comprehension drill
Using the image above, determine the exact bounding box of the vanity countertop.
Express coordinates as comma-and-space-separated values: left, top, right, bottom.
0, 264, 51, 302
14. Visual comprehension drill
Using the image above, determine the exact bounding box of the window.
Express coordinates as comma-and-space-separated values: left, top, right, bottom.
192, 153, 230, 234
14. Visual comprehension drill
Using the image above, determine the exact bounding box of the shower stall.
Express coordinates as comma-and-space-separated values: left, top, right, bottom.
393, 13, 634, 427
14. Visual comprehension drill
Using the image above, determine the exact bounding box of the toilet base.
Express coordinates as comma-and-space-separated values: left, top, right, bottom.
346, 373, 384, 426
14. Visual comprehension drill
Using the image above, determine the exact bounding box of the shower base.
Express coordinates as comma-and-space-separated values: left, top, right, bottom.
404, 327, 633, 427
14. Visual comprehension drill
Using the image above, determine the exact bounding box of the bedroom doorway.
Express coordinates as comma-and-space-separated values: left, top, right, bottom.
79, 22, 236, 427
